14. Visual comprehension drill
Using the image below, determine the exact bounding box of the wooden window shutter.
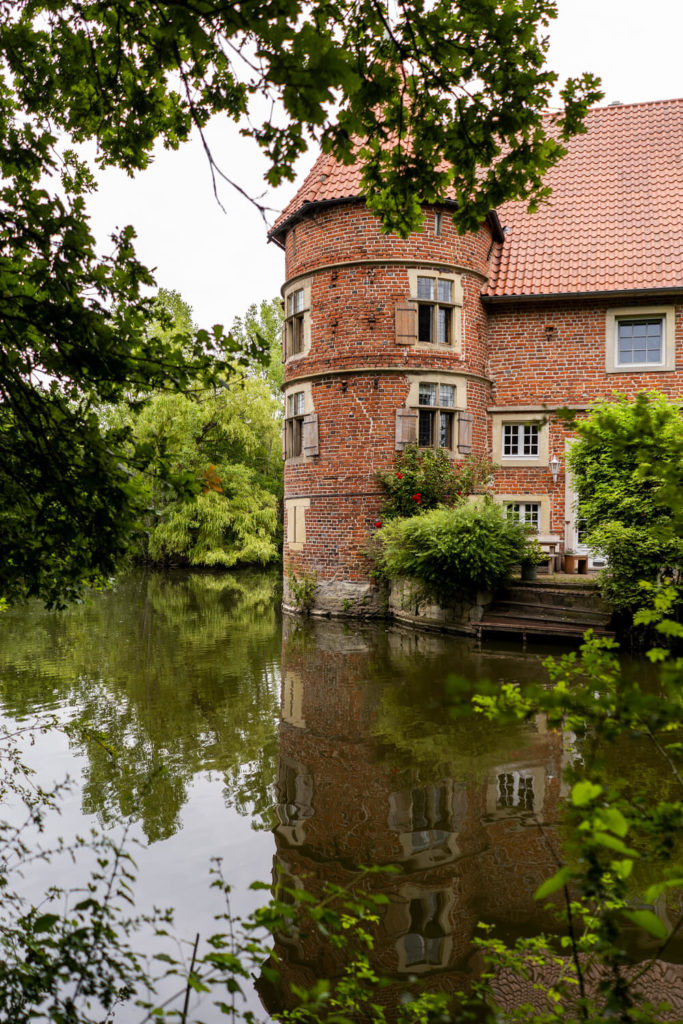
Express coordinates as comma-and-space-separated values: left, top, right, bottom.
282, 424, 287, 461
282, 323, 289, 360
395, 408, 418, 450
395, 303, 417, 345
458, 410, 474, 454
302, 413, 319, 457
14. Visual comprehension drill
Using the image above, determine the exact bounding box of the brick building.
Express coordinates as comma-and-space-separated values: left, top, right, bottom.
269, 98, 683, 615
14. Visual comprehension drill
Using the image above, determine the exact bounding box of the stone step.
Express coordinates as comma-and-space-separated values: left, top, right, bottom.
478, 614, 615, 640
491, 599, 610, 626
500, 584, 609, 613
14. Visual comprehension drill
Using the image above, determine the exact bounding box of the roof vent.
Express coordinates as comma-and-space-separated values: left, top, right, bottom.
608, 100, 623, 106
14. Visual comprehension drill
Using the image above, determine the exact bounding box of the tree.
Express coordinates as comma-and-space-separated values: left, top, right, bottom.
0, 2, 601, 605
566, 393, 683, 617
110, 291, 283, 569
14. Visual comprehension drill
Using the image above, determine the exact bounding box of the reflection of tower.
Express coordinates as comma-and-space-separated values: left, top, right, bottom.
261, 619, 569, 1017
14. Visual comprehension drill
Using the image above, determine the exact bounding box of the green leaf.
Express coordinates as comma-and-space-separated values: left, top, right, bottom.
571, 780, 603, 806
535, 866, 571, 901
622, 909, 667, 940
32, 913, 60, 933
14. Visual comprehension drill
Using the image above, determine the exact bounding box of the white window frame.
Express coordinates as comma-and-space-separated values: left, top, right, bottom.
491, 413, 548, 468
494, 494, 550, 535
504, 501, 541, 533
502, 422, 539, 459
605, 305, 676, 373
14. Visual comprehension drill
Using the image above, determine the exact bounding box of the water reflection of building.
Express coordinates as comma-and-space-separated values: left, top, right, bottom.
261, 619, 683, 1020
261, 619, 573, 1016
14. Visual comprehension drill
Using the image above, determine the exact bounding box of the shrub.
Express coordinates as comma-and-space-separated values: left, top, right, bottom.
567, 392, 683, 616
376, 500, 527, 598
376, 446, 493, 520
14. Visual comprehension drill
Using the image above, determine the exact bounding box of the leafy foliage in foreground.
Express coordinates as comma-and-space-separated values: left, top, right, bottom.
566, 393, 683, 616
0, 1, 600, 607
376, 500, 527, 596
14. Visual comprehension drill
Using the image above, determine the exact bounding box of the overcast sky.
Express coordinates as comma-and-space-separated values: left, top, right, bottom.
86, 0, 683, 331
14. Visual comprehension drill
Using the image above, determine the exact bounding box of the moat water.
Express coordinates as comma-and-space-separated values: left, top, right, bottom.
0, 570, 679, 1021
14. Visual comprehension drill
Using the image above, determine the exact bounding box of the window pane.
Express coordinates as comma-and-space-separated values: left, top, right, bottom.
437, 306, 450, 344
504, 503, 520, 521
419, 383, 437, 406
418, 410, 433, 446
294, 392, 304, 415
437, 279, 452, 303
287, 394, 296, 416
618, 318, 662, 364
523, 503, 540, 530
439, 412, 452, 448
523, 424, 539, 456
439, 385, 455, 408
434, 211, 442, 236
503, 424, 518, 456
291, 417, 302, 457
418, 304, 433, 342
417, 276, 434, 299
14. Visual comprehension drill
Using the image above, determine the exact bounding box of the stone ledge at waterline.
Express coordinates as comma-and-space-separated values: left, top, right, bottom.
282, 577, 491, 635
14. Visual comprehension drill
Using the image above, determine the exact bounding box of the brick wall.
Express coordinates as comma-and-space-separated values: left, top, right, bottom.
280, 201, 683, 594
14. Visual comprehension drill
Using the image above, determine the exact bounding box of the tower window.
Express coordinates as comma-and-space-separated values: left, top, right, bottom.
285, 391, 305, 458
416, 276, 454, 345
418, 382, 456, 450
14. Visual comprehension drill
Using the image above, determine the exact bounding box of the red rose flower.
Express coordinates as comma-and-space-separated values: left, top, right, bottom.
375, 520, 382, 528
396, 473, 403, 479
412, 493, 421, 503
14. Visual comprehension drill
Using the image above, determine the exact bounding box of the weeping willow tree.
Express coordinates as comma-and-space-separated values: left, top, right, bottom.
111, 291, 283, 569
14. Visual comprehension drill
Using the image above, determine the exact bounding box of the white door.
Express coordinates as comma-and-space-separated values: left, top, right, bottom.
564, 440, 607, 569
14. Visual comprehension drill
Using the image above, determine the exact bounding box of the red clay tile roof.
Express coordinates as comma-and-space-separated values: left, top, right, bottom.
272, 98, 683, 299
270, 151, 364, 237
487, 98, 683, 298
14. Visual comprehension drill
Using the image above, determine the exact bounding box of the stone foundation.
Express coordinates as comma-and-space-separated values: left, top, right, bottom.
283, 575, 492, 633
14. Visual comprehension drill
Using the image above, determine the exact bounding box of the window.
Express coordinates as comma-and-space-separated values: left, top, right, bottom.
505, 502, 540, 532
285, 391, 305, 458
497, 771, 535, 812
418, 382, 456, 450
616, 317, 663, 366
416, 276, 454, 345
285, 288, 305, 357
434, 211, 442, 236
502, 422, 539, 458
606, 305, 675, 373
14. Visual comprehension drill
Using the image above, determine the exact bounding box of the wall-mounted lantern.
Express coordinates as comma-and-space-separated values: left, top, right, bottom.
549, 454, 560, 484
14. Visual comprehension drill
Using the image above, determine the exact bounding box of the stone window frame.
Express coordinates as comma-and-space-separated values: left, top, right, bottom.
283, 276, 312, 362
395, 884, 454, 973
285, 497, 310, 551
406, 268, 463, 351
399, 373, 469, 457
605, 304, 676, 373
486, 762, 546, 820
493, 493, 550, 535
491, 412, 549, 468
283, 382, 317, 463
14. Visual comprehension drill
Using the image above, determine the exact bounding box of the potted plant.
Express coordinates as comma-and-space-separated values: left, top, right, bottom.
520, 538, 546, 581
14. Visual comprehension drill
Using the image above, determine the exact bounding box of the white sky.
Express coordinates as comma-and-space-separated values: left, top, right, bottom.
86, 0, 683, 331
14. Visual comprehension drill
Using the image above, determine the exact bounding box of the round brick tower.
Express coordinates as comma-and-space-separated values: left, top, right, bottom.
269, 154, 504, 616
